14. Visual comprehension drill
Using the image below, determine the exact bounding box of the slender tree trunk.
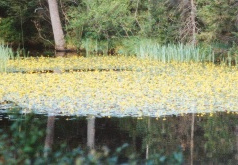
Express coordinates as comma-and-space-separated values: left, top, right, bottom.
147, 0, 152, 33
190, 0, 196, 45
48, 0, 66, 51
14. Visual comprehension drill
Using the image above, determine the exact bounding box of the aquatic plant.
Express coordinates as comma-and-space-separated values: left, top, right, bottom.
81, 39, 110, 56
0, 56, 238, 117
0, 43, 14, 72
135, 41, 214, 63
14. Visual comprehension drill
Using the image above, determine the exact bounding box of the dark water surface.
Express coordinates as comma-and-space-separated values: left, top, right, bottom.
0, 112, 238, 164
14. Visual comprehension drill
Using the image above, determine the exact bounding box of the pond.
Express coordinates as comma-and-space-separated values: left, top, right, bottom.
1, 56, 238, 164
0, 111, 237, 164
1, 56, 238, 117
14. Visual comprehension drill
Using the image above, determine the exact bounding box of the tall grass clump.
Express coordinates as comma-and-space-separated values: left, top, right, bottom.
115, 37, 141, 55
81, 39, 110, 56
136, 40, 214, 63
0, 43, 14, 72
208, 42, 238, 66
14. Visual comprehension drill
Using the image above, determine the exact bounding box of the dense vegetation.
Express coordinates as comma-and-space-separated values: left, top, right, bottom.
0, 0, 237, 58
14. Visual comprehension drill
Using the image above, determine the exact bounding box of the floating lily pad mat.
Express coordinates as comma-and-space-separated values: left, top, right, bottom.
0, 56, 238, 117
0, 112, 238, 164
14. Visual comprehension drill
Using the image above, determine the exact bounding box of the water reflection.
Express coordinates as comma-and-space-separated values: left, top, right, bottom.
190, 114, 194, 165
235, 125, 238, 160
87, 115, 95, 149
44, 116, 55, 157
0, 112, 237, 164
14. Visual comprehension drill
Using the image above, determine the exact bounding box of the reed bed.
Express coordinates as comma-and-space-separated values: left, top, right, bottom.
136, 41, 214, 63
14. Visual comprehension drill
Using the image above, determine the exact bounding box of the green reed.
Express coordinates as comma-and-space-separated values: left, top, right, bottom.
0, 43, 14, 72
136, 40, 214, 63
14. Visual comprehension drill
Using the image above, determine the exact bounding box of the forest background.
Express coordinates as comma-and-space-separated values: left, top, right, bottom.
0, 0, 238, 59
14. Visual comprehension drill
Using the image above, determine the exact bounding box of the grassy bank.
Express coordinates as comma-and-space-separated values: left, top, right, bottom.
71, 38, 237, 65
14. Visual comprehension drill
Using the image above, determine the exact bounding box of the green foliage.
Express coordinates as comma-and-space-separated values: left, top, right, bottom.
0, 18, 21, 43
81, 38, 110, 56
0, 0, 237, 63
115, 37, 141, 55
116, 38, 214, 63
66, 0, 179, 50
227, 43, 238, 66
44, 143, 183, 165
200, 114, 238, 161
68, 0, 134, 38
67, 0, 134, 50
206, 42, 238, 66
197, 0, 238, 44
0, 113, 45, 164
0, 0, 48, 45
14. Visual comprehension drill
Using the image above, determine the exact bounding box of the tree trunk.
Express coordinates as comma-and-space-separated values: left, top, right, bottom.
48, 0, 66, 51
190, 0, 196, 45
179, 0, 197, 44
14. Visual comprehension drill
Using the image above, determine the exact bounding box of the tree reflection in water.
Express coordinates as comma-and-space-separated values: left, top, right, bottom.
44, 116, 55, 157
87, 115, 95, 150
1, 112, 237, 164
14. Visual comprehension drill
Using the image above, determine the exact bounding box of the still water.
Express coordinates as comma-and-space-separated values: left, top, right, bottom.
0, 112, 238, 164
